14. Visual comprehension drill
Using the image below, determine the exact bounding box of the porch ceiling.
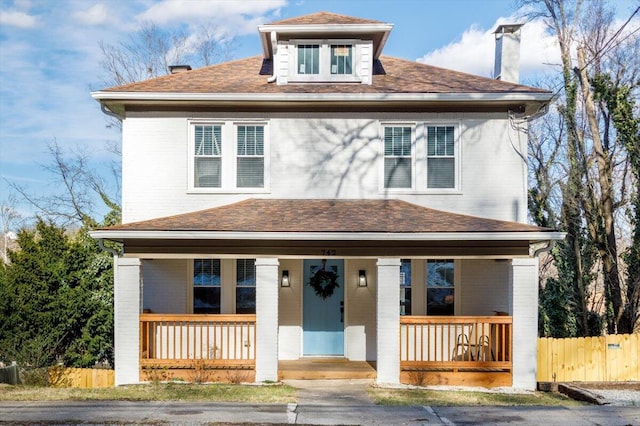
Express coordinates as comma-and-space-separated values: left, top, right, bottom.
91, 199, 563, 256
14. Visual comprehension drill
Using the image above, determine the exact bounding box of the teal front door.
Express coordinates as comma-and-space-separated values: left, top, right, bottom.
303, 259, 344, 355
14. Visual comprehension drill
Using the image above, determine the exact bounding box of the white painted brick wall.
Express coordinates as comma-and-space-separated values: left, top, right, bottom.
142, 259, 188, 313
114, 257, 141, 386
255, 258, 279, 382
510, 257, 539, 390
122, 112, 527, 224
376, 258, 401, 384
459, 260, 510, 315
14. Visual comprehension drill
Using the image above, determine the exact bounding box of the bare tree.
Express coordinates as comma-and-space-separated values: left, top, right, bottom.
0, 194, 22, 263
10, 140, 120, 227
523, 0, 640, 334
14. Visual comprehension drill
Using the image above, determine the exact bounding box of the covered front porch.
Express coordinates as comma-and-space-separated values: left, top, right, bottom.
93, 199, 562, 389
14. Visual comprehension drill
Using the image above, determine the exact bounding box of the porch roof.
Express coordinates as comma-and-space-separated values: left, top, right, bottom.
92, 199, 563, 244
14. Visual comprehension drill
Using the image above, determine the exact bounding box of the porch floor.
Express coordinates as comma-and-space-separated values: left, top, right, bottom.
278, 358, 377, 380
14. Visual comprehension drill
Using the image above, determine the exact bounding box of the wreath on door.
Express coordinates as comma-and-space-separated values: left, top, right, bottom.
308, 259, 340, 299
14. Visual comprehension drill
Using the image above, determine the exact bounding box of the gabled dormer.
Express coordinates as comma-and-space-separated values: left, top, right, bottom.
258, 11, 393, 85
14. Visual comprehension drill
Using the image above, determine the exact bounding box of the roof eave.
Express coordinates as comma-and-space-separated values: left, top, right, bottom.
90, 230, 566, 242
91, 91, 553, 103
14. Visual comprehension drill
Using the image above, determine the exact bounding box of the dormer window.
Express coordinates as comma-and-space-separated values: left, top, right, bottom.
297, 44, 319, 74
289, 40, 360, 82
330, 44, 352, 74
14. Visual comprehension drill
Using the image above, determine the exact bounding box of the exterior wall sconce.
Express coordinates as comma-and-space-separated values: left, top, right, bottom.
358, 270, 367, 287
281, 270, 290, 287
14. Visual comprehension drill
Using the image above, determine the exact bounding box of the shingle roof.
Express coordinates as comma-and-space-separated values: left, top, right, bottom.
101, 55, 548, 95
100, 199, 550, 234
267, 11, 385, 26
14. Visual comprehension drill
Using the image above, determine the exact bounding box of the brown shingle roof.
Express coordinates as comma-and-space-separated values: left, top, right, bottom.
101, 199, 550, 234
101, 55, 548, 94
267, 11, 385, 26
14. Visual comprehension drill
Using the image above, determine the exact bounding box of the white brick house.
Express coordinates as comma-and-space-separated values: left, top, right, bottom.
90, 12, 562, 389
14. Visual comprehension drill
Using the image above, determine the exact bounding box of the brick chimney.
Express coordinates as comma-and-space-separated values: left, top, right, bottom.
493, 24, 523, 83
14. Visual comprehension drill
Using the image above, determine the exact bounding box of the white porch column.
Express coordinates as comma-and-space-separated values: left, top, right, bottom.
114, 257, 141, 386
376, 258, 401, 385
509, 257, 539, 390
255, 257, 279, 382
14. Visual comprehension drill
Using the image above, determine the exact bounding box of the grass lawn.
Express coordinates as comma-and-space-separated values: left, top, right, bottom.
0, 383, 296, 403
369, 387, 587, 406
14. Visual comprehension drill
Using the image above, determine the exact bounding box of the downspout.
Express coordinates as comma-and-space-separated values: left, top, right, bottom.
533, 240, 555, 258
98, 238, 123, 257
267, 31, 278, 83
101, 104, 123, 120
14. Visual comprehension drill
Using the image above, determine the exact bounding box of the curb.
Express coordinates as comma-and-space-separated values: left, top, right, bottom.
557, 383, 608, 405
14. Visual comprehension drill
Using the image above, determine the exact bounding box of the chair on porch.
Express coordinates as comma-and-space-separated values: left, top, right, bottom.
451, 328, 495, 362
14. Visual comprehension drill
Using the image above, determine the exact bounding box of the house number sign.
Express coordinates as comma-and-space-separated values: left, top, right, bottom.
321, 249, 337, 256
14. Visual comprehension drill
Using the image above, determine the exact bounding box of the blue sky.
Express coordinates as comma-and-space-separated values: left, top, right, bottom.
0, 0, 637, 222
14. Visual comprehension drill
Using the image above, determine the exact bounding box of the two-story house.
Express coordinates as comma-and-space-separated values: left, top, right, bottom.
91, 12, 562, 389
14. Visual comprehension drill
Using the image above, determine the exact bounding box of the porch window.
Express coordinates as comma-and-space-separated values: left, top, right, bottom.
236, 125, 264, 188
193, 259, 221, 314
383, 126, 412, 188
400, 259, 412, 315
194, 125, 222, 188
426, 126, 456, 189
426, 259, 454, 316
236, 259, 256, 314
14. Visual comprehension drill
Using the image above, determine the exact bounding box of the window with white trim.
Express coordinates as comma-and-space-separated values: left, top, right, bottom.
236, 125, 264, 188
194, 125, 222, 188
383, 126, 412, 188
297, 44, 319, 74
330, 44, 352, 75
236, 259, 256, 314
426, 259, 455, 316
427, 125, 456, 189
291, 40, 358, 82
189, 121, 268, 192
193, 259, 221, 314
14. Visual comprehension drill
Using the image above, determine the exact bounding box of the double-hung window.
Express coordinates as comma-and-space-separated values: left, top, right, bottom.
194, 125, 222, 188
236, 125, 264, 188
190, 121, 268, 192
427, 126, 456, 189
236, 259, 256, 314
426, 260, 455, 316
193, 259, 221, 314
383, 126, 412, 188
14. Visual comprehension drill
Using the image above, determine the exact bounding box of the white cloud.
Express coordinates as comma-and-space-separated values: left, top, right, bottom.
73, 3, 110, 26
0, 10, 37, 28
417, 14, 560, 81
137, 0, 288, 35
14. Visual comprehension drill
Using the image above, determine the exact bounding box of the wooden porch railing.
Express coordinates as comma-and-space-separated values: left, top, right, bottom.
140, 314, 256, 368
400, 316, 512, 371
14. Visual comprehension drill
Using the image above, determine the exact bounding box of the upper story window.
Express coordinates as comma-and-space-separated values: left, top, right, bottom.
189, 121, 269, 193
383, 126, 413, 189
297, 44, 319, 74
330, 45, 352, 75
194, 125, 222, 188
427, 126, 456, 189
236, 125, 265, 188
290, 40, 359, 82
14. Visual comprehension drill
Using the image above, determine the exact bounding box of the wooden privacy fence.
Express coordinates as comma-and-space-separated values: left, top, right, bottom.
537, 334, 640, 382
50, 368, 114, 388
